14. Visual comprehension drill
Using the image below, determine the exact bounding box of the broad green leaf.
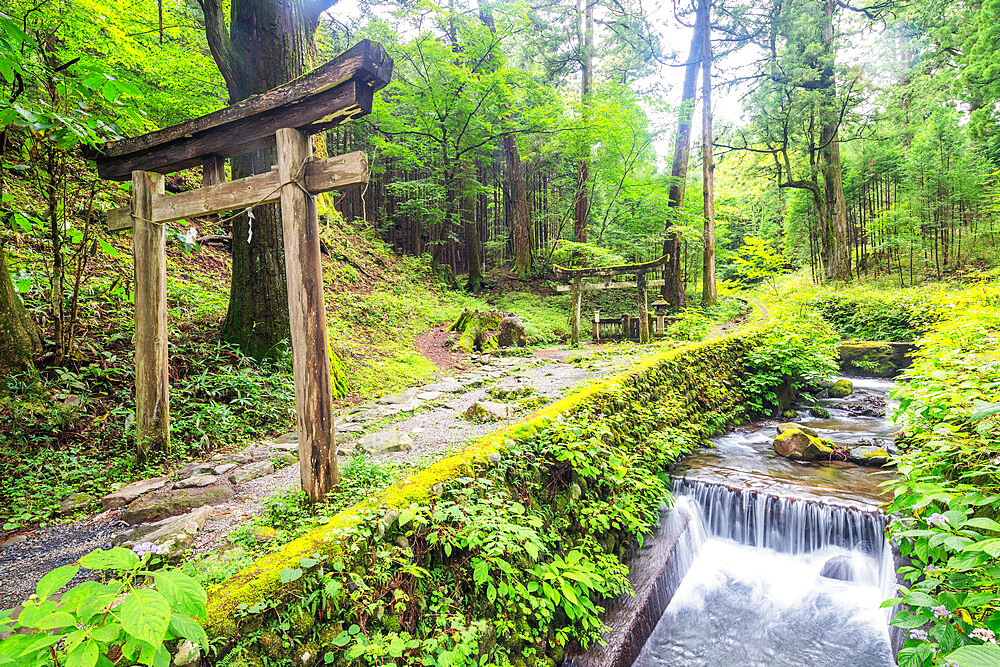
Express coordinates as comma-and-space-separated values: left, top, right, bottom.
34, 611, 76, 630
118, 589, 170, 644
152, 571, 207, 620
78, 547, 139, 571
64, 639, 99, 667
35, 564, 79, 600
168, 612, 207, 650
279, 568, 302, 584
946, 645, 1000, 667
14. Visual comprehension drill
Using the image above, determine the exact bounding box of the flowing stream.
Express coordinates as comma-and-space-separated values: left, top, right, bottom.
632, 378, 899, 667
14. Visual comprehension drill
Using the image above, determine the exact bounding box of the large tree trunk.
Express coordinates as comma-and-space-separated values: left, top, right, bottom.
574, 0, 593, 246
700, 0, 717, 307
477, 0, 533, 279
200, 0, 328, 357
819, 0, 851, 281
661, 0, 708, 309
0, 240, 41, 381
462, 167, 483, 292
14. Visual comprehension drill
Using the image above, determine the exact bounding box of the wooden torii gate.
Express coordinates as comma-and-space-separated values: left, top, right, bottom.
86, 40, 393, 501
553, 255, 669, 346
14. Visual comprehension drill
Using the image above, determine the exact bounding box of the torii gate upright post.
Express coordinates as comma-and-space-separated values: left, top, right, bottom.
86, 40, 394, 500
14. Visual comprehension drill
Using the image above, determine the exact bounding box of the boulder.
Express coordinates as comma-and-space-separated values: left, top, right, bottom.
359, 431, 414, 454
228, 461, 276, 485
809, 406, 831, 418
497, 316, 528, 348
252, 526, 277, 543
820, 555, 856, 582
776, 423, 818, 437
828, 379, 854, 398
116, 506, 214, 558
102, 477, 167, 510
847, 445, 892, 467
58, 493, 95, 515
463, 401, 512, 423
122, 485, 234, 525
174, 474, 218, 489
772, 429, 835, 461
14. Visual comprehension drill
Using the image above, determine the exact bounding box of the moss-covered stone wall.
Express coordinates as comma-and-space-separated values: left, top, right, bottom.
204, 324, 771, 640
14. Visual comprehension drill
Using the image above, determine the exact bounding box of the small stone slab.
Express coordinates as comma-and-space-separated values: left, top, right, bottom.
416, 391, 443, 401
338, 422, 364, 433
422, 380, 463, 393
116, 506, 214, 558
58, 493, 94, 515
122, 485, 234, 525
103, 477, 167, 510
213, 463, 238, 475
209, 452, 252, 465
378, 388, 420, 405
241, 444, 279, 462
176, 462, 214, 480
174, 474, 218, 489
359, 431, 414, 454
396, 398, 422, 413
228, 460, 276, 485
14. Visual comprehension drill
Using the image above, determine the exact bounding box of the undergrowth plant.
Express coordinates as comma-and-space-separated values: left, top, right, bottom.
884, 281, 1000, 667
0, 546, 209, 667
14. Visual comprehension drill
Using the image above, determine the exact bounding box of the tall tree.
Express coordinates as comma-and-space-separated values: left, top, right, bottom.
574, 0, 594, 245
198, 0, 335, 357
0, 241, 41, 381
477, 0, 533, 279
701, 0, 717, 306
661, 0, 708, 308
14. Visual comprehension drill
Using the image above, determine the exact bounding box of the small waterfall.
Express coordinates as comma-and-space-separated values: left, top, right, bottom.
673, 478, 887, 559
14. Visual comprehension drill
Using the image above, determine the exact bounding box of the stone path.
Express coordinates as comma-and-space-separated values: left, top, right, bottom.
0, 348, 629, 609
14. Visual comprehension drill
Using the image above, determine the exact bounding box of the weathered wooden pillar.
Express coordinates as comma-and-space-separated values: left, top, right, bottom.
570, 276, 582, 345
637, 271, 649, 343
276, 127, 338, 500
132, 170, 169, 459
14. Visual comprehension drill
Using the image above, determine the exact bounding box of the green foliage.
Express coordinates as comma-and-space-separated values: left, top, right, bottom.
730, 237, 786, 293
884, 282, 1000, 666
0, 546, 208, 667
741, 313, 838, 415
815, 292, 937, 341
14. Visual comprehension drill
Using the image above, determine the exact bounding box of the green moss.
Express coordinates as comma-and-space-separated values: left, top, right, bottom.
862, 448, 889, 458
810, 406, 830, 418
838, 341, 897, 377
829, 379, 853, 398
205, 323, 773, 637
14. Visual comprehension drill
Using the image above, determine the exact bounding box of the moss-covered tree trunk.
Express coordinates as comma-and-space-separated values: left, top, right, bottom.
0, 241, 41, 381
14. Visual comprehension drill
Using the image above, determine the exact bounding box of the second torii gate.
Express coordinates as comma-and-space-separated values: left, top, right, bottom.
86, 40, 393, 500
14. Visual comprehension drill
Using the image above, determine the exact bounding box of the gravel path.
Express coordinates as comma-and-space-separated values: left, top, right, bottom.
0, 348, 627, 609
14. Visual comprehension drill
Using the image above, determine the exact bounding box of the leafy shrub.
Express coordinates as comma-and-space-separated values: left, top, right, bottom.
0, 546, 209, 667
814, 292, 937, 341
741, 313, 838, 415
884, 282, 1000, 666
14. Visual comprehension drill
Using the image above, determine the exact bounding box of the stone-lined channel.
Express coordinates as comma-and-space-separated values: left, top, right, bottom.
568, 377, 900, 667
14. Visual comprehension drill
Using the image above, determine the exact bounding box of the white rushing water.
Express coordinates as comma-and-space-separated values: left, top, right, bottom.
633, 491, 897, 667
